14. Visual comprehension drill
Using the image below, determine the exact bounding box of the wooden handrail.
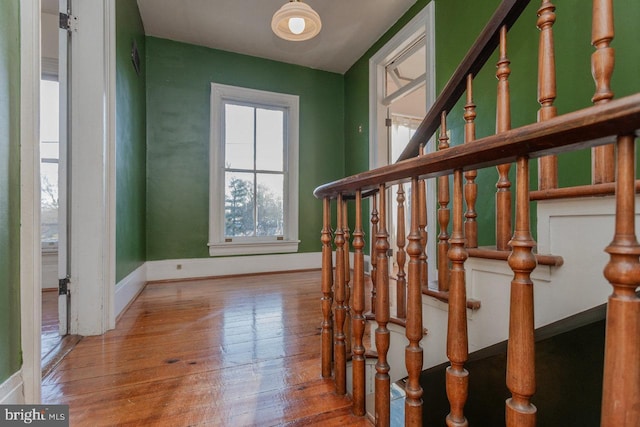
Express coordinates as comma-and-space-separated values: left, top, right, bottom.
314, 93, 640, 199
397, 0, 532, 161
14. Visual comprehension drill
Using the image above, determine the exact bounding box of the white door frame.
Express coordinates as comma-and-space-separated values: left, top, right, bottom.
67, 0, 117, 335
20, 0, 43, 404
368, 2, 436, 169
18, 0, 116, 402
368, 2, 437, 282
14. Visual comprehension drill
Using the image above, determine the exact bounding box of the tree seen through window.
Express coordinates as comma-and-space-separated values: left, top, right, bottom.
223, 103, 285, 238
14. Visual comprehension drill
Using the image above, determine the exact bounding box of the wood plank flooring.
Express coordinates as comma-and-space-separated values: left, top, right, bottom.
41, 290, 82, 378
41, 289, 61, 358
41, 270, 373, 426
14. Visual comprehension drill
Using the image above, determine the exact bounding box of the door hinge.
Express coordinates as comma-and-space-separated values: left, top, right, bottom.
385, 118, 392, 127
59, 12, 78, 32
58, 277, 70, 295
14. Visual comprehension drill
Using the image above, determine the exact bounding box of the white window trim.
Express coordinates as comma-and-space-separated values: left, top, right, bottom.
208, 83, 299, 256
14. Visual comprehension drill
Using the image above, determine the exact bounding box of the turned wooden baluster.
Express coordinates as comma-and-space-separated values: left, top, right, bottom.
352, 189, 367, 417
591, 0, 615, 184
446, 168, 469, 427
371, 193, 379, 315
418, 145, 428, 288
343, 198, 352, 355
601, 134, 640, 427
321, 197, 334, 378
396, 184, 407, 319
405, 176, 424, 425
495, 25, 512, 251
438, 112, 451, 291
505, 155, 538, 427
537, 0, 558, 190
463, 74, 478, 249
375, 184, 391, 427
334, 194, 347, 395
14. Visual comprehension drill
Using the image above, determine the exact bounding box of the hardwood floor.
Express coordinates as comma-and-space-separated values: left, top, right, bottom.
42, 270, 373, 426
41, 289, 61, 359
42, 290, 82, 378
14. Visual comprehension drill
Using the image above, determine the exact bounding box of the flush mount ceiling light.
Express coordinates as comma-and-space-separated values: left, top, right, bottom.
271, 0, 322, 41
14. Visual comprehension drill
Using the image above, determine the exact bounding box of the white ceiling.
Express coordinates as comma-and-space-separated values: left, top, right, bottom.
136, 0, 418, 74
40, 0, 418, 74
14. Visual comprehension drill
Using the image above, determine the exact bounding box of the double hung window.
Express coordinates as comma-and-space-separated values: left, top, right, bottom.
209, 83, 299, 256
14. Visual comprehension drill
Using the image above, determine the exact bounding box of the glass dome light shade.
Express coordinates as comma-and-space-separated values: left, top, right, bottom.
271, 1, 321, 41
288, 17, 305, 35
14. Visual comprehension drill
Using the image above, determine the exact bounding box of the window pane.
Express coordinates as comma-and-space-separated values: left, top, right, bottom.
225, 104, 254, 170
40, 80, 59, 142
225, 172, 255, 237
385, 40, 426, 99
41, 141, 59, 160
390, 113, 421, 162
41, 162, 59, 243
40, 79, 59, 245
256, 173, 284, 237
256, 108, 284, 171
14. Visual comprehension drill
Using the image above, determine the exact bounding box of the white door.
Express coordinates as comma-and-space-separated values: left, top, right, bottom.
57, 0, 71, 335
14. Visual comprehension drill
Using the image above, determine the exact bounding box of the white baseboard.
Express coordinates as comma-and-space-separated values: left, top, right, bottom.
115, 263, 147, 319
146, 252, 322, 282
115, 253, 322, 319
0, 371, 24, 404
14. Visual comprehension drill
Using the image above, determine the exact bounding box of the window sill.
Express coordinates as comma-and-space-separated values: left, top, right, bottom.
208, 239, 299, 257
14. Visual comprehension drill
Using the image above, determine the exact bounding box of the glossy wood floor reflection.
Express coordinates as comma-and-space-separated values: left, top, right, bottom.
41, 290, 61, 360
41, 271, 373, 426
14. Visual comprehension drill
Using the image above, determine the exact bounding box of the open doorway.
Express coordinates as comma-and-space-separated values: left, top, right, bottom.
40, 0, 77, 376
369, 3, 437, 285
39, 73, 61, 365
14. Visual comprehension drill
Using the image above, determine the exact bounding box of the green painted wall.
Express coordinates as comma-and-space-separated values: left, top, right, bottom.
345, 0, 640, 247
0, 0, 23, 383
145, 37, 344, 260
115, 0, 147, 282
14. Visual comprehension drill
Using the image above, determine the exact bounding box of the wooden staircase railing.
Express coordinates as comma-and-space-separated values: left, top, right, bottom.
315, 0, 640, 425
